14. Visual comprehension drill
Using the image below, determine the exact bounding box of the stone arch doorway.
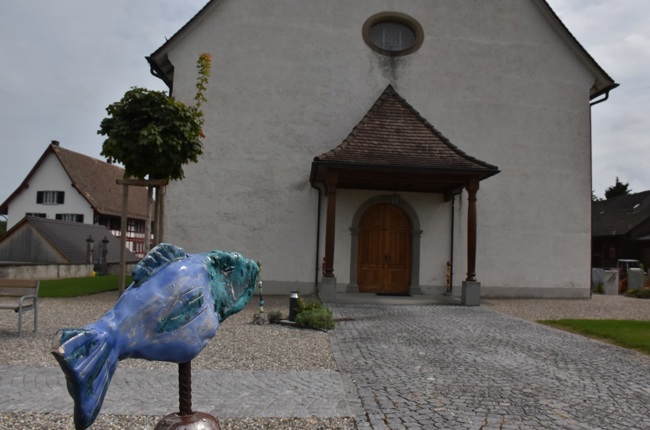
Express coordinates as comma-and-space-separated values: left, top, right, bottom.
348, 196, 422, 294
358, 203, 411, 294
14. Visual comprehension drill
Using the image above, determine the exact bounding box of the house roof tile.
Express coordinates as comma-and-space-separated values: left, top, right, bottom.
314, 85, 498, 172
592, 191, 650, 237
0, 143, 151, 219
51, 144, 150, 218
10, 216, 138, 264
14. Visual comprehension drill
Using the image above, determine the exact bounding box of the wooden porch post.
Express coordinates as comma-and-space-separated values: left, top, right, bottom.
144, 186, 153, 252
323, 172, 338, 277
116, 178, 169, 298
157, 184, 166, 244
119, 184, 129, 296
466, 178, 479, 282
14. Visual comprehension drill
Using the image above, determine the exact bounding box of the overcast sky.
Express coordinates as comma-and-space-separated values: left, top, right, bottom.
1, 1, 648, 204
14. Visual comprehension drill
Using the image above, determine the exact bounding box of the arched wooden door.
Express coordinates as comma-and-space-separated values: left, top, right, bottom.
358, 203, 411, 294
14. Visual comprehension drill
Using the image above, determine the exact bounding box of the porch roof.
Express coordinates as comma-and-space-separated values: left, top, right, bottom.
310, 85, 499, 196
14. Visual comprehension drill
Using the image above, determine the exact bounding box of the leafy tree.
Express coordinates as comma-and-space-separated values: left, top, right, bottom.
98, 53, 212, 180
97, 54, 212, 295
604, 177, 632, 200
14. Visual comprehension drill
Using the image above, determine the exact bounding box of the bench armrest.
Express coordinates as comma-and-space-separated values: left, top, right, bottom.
18, 295, 37, 307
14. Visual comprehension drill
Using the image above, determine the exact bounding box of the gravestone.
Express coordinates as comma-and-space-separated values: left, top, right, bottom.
627, 267, 644, 291
603, 270, 619, 295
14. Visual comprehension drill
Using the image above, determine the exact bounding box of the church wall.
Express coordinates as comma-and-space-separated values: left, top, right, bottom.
161, 0, 599, 297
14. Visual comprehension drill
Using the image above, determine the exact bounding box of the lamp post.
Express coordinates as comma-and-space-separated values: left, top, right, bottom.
289, 291, 299, 322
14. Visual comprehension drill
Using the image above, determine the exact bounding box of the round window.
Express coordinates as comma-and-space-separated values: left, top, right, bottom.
363, 12, 423, 56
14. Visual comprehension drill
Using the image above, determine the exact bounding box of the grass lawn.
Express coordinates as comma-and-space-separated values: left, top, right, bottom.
39, 275, 132, 298
540, 319, 650, 355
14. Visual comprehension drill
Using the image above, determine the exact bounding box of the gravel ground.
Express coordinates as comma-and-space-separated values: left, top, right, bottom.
484, 293, 650, 321
0, 292, 336, 371
0, 292, 348, 430
1, 291, 647, 429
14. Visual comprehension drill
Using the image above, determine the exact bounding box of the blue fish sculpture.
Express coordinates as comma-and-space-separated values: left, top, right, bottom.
51, 243, 260, 430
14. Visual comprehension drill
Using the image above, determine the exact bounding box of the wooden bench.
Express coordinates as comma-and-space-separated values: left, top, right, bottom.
0, 279, 39, 337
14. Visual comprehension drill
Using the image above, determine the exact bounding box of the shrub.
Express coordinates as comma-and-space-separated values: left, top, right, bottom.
296, 297, 322, 313
293, 296, 336, 329
267, 310, 284, 324
627, 288, 650, 299
295, 307, 335, 330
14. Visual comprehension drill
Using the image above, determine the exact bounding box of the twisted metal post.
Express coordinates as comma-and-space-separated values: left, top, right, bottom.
178, 362, 192, 416
154, 360, 221, 429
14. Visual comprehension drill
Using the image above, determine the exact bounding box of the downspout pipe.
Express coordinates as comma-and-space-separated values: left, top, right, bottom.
589, 90, 610, 107
311, 184, 323, 293
590, 83, 619, 107
146, 56, 173, 96
450, 193, 455, 293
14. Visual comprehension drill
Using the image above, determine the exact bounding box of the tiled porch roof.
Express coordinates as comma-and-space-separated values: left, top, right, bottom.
314, 85, 498, 172
310, 85, 499, 195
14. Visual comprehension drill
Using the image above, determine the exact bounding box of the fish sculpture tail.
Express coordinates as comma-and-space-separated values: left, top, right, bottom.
51, 327, 119, 430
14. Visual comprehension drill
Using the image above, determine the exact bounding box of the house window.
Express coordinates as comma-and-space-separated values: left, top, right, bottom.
363, 12, 424, 56
56, 214, 84, 223
95, 215, 121, 231
26, 213, 46, 218
127, 218, 145, 233
37, 191, 65, 205
132, 240, 145, 254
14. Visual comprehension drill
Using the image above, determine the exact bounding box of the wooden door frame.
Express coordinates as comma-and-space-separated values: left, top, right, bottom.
347, 195, 422, 294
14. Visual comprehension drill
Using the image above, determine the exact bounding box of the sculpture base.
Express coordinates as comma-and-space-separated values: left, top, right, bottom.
155, 412, 221, 430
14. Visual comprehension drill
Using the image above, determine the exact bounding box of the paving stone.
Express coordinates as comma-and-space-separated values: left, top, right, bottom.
328, 303, 650, 429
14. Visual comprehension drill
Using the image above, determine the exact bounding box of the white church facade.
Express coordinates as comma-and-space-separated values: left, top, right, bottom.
147, 0, 616, 300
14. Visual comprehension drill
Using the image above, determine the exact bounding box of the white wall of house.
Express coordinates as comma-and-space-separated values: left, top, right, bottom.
0, 264, 94, 280
6, 154, 93, 229
160, 0, 601, 298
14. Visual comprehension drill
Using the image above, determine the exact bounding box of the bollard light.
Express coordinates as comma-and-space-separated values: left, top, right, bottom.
289, 291, 299, 322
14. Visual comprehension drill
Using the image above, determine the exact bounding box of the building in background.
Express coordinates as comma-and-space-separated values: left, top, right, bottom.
0, 141, 153, 258
592, 191, 650, 270
0, 216, 139, 279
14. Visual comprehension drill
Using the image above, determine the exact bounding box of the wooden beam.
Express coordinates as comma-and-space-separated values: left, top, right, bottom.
158, 185, 166, 244
116, 178, 169, 187
145, 187, 153, 252
119, 184, 128, 296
